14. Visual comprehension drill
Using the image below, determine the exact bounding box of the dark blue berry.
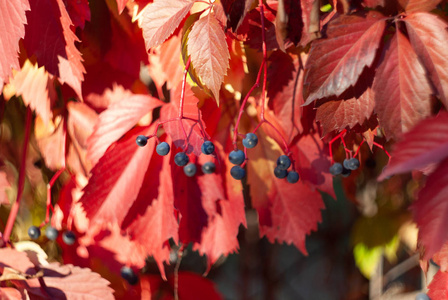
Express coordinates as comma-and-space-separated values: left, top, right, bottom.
274, 167, 288, 179
343, 159, 351, 170
136, 135, 148, 147
242, 133, 258, 149
120, 266, 139, 285
287, 171, 300, 183
228, 150, 245, 165
347, 158, 360, 170
183, 163, 197, 177
174, 152, 189, 166
62, 230, 76, 245
28, 226, 41, 240
230, 166, 246, 180
156, 142, 170, 156
202, 162, 216, 174
329, 163, 343, 176
45, 226, 58, 241
415, 293, 430, 300
201, 141, 215, 155
341, 167, 351, 177
276, 155, 291, 170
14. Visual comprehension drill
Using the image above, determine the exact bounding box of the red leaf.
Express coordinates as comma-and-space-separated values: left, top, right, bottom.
292, 132, 335, 198
433, 242, 448, 272
187, 14, 230, 102
316, 87, 375, 136
160, 83, 208, 155
428, 270, 448, 299
87, 92, 163, 165
8, 60, 56, 124
373, 30, 432, 140
267, 51, 305, 142
247, 129, 324, 254
123, 140, 178, 279
399, 0, 442, 12
65, 0, 91, 28
174, 272, 223, 300
193, 151, 246, 270
412, 158, 448, 260
378, 112, 448, 180
23, 0, 85, 99
141, 0, 194, 51
303, 11, 386, 105
0, 171, 10, 205
81, 126, 156, 225
362, 0, 385, 7
0, 0, 29, 89
404, 12, 448, 108
26, 263, 114, 300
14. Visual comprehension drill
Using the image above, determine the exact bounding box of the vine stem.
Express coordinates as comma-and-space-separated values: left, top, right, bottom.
174, 245, 184, 300
41, 168, 66, 226
3, 107, 32, 244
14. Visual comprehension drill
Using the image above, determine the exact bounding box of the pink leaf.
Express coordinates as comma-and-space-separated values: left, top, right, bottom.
141, 0, 194, 51
27, 263, 114, 300
373, 30, 432, 140
81, 126, 156, 225
0, 0, 29, 87
303, 11, 386, 105
187, 14, 230, 102
412, 158, 448, 260
87, 92, 163, 165
378, 112, 448, 180
404, 12, 448, 108
8, 60, 56, 124
116, 0, 128, 14
0, 287, 22, 300
0, 248, 35, 273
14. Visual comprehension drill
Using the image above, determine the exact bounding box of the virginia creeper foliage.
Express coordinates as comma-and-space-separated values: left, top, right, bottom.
1, 0, 448, 298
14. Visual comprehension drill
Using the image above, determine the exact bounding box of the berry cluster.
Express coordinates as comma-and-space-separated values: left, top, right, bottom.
329, 158, 360, 177
138, 132, 299, 183
28, 225, 76, 245
137, 135, 216, 177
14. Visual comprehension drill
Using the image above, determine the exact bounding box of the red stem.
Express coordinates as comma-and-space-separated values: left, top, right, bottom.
3, 107, 32, 244
42, 168, 66, 225
373, 141, 391, 158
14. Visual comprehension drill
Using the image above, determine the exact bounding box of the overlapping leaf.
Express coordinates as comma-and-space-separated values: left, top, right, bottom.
65, 0, 90, 28
316, 87, 375, 136
412, 158, 448, 260
81, 126, 155, 225
399, 0, 442, 12
141, 0, 194, 51
160, 83, 208, 155
87, 91, 163, 165
303, 11, 386, 105
428, 270, 448, 299
404, 13, 448, 108
267, 51, 305, 142
7, 60, 56, 124
23, 0, 85, 99
373, 30, 432, 140
247, 129, 324, 254
220, 0, 255, 32
0, 0, 29, 91
379, 112, 448, 180
188, 14, 230, 102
